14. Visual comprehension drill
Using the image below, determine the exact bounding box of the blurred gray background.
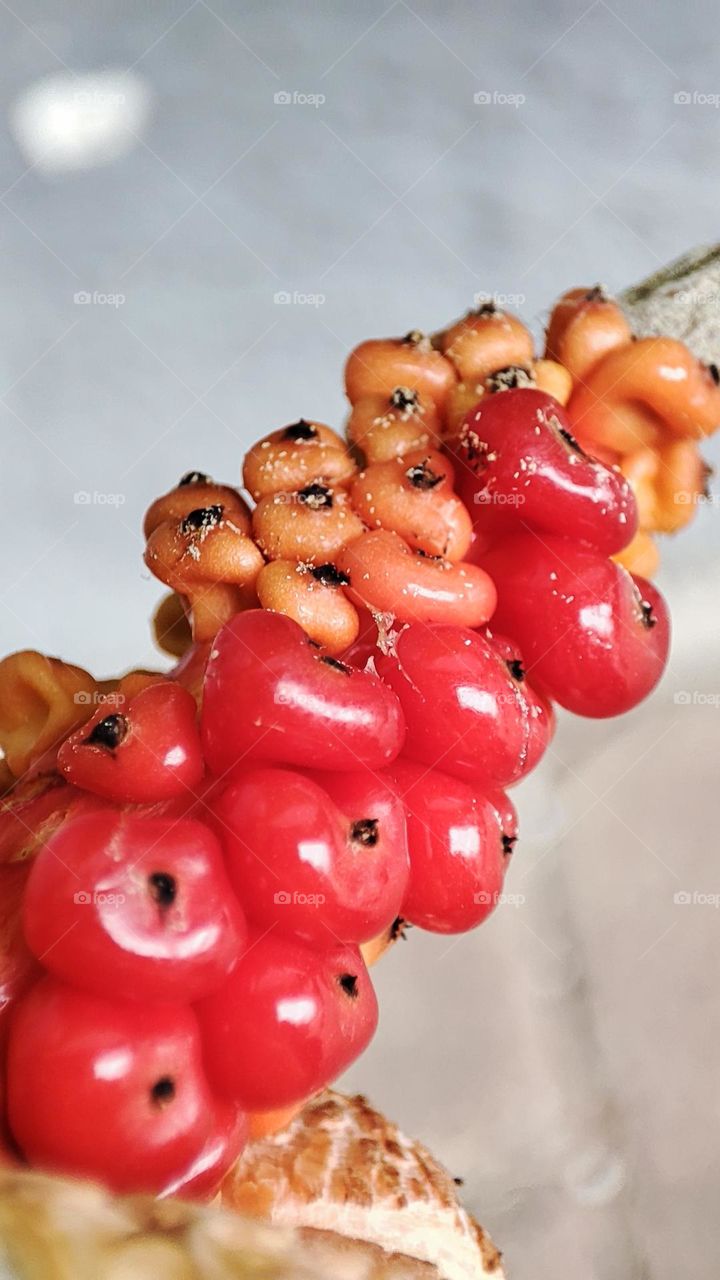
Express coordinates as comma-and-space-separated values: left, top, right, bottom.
1, 2, 719, 1276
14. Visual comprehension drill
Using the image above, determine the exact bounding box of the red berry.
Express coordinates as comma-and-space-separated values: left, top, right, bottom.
7, 977, 246, 1195
58, 682, 203, 804
375, 624, 551, 786
196, 933, 378, 1110
0, 775, 104, 865
484, 786, 519, 858
383, 760, 507, 933
201, 610, 405, 775
0, 862, 40, 1047
212, 766, 408, 945
453, 388, 637, 554
482, 534, 670, 716
23, 810, 245, 1002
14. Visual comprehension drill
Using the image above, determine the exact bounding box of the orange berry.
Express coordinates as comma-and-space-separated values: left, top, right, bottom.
256, 560, 360, 655
338, 529, 496, 627
243, 420, 355, 501
347, 386, 440, 462
545, 285, 632, 383
344, 331, 457, 409
252, 484, 365, 563
350, 448, 472, 561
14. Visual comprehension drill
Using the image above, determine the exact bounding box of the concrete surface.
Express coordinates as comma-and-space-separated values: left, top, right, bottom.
0, 3, 718, 1275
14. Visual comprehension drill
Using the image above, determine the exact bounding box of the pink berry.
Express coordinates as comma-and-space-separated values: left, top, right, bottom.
195, 933, 378, 1110
453, 388, 637, 554
482, 533, 670, 716
201, 610, 405, 775
22, 810, 245, 1002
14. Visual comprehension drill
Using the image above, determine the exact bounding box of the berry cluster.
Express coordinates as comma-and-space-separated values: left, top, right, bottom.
1, 284, 714, 1202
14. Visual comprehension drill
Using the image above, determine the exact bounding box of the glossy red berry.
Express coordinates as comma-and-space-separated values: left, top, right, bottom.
453, 388, 638, 554
375, 623, 551, 786
383, 760, 507, 933
57, 682, 203, 803
23, 810, 245, 1002
482, 533, 670, 716
7, 977, 246, 1195
195, 933, 378, 1111
212, 767, 408, 945
201, 610, 405, 775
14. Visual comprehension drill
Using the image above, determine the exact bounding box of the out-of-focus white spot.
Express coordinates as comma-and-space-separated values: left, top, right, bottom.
10, 70, 152, 174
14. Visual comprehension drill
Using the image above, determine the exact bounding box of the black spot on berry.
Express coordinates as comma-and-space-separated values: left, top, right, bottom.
708, 362, 720, 386
178, 471, 211, 487
338, 973, 359, 999
405, 459, 443, 490
319, 655, 352, 675
149, 872, 177, 908
282, 419, 318, 442
86, 714, 128, 750
390, 916, 410, 942
150, 1076, 176, 1107
298, 483, 333, 510
502, 834, 517, 858
390, 386, 419, 411
506, 658, 525, 682
403, 330, 425, 345
351, 818, 379, 847
486, 365, 535, 393
585, 284, 607, 302
310, 563, 350, 588
473, 300, 497, 316
639, 599, 657, 629
180, 505, 223, 534
453, 1175, 465, 1186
